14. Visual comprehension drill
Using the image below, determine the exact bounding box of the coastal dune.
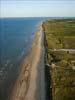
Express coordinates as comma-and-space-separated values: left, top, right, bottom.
10, 24, 44, 100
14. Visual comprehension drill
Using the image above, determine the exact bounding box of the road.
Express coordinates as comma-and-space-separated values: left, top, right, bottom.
49, 49, 75, 53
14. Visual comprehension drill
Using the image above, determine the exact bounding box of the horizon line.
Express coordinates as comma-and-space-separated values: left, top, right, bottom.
0, 16, 75, 18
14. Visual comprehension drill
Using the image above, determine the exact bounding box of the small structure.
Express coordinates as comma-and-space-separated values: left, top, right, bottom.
72, 66, 75, 70
51, 63, 56, 69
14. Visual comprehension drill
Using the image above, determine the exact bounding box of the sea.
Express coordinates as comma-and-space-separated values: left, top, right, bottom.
0, 17, 45, 100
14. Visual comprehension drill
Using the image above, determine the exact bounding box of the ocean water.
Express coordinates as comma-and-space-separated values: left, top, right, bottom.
0, 17, 44, 100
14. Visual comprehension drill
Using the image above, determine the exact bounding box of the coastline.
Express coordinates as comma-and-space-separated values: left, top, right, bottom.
10, 23, 43, 100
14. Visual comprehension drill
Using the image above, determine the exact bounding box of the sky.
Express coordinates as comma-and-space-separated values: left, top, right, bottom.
1, 0, 75, 17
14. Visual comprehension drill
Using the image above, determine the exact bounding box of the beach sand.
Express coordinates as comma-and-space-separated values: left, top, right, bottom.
10, 24, 44, 100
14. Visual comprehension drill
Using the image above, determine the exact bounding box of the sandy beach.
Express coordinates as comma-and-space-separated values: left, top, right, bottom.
10, 24, 45, 100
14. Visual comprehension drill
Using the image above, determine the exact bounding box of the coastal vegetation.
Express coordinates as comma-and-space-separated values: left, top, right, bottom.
43, 19, 75, 100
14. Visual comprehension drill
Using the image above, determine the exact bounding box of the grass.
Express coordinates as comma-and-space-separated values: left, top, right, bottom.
63, 37, 75, 49
43, 19, 75, 100
43, 19, 75, 49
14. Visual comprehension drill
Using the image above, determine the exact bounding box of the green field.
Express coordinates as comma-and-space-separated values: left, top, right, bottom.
43, 19, 75, 100
43, 19, 75, 49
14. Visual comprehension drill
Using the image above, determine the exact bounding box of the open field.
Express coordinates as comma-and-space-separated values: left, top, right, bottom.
63, 37, 75, 49
43, 19, 75, 49
43, 19, 75, 100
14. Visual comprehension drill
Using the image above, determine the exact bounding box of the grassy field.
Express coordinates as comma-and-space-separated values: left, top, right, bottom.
43, 19, 75, 49
43, 19, 75, 100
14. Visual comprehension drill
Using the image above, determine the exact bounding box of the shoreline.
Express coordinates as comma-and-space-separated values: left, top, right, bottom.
10, 23, 43, 100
